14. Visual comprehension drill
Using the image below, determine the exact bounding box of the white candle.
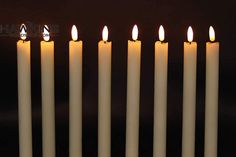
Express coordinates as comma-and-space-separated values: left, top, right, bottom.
69, 25, 83, 157
98, 26, 112, 157
204, 26, 219, 157
153, 25, 168, 157
126, 25, 141, 157
182, 26, 197, 157
17, 24, 33, 157
41, 25, 55, 157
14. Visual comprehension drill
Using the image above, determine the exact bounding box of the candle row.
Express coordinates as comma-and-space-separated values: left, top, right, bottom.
17, 24, 219, 157
19, 24, 217, 41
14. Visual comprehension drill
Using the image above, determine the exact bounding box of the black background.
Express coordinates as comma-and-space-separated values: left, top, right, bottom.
0, 0, 235, 156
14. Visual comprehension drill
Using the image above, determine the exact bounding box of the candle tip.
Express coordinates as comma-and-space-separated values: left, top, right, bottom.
187, 26, 193, 42
132, 25, 138, 41
71, 25, 78, 41
102, 26, 108, 42
159, 25, 165, 41
43, 25, 50, 41
20, 24, 27, 40
209, 26, 215, 42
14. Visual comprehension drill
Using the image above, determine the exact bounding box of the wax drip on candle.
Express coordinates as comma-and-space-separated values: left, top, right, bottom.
159, 25, 165, 42
20, 24, 27, 41
71, 25, 78, 41
43, 25, 50, 41
209, 26, 215, 42
187, 26, 193, 44
102, 26, 108, 43
132, 25, 138, 41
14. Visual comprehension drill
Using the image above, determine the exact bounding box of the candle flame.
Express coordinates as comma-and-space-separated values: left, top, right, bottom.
159, 25, 165, 41
20, 24, 27, 40
71, 25, 78, 41
187, 26, 193, 42
209, 26, 215, 42
102, 26, 108, 42
43, 25, 50, 41
132, 25, 138, 41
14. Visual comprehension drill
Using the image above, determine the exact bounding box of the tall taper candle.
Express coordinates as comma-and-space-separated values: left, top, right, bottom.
17, 24, 33, 157
204, 26, 219, 157
126, 25, 141, 157
98, 26, 112, 157
153, 25, 168, 157
182, 26, 197, 157
69, 25, 83, 157
41, 25, 55, 157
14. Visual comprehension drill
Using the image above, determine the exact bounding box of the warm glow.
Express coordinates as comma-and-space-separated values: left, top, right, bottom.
187, 26, 193, 42
43, 25, 50, 41
71, 25, 78, 41
132, 25, 138, 41
209, 26, 215, 42
20, 24, 27, 40
102, 26, 108, 42
159, 25, 165, 41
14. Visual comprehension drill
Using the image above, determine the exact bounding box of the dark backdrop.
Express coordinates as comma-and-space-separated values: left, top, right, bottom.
0, 0, 235, 156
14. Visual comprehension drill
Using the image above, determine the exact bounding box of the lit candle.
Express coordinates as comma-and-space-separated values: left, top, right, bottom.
98, 26, 111, 157
126, 25, 141, 157
182, 26, 197, 157
204, 26, 219, 157
41, 25, 55, 157
69, 25, 83, 157
17, 24, 33, 157
153, 25, 168, 157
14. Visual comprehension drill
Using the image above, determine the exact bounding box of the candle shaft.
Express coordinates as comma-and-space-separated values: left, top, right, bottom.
153, 41, 168, 157
182, 42, 197, 157
204, 42, 219, 157
17, 40, 33, 157
98, 41, 112, 157
126, 40, 141, 157
41, 41, 55, 157
69, 41, 83, 157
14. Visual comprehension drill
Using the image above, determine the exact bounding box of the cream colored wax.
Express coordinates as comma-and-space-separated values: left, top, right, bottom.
204, 31, 219, 157
17, 40, 33, 157
182, 40, 197, 157
126, 25, 141, 157
41, 40, 55, 157
153, 40, 168, 157
98, 26, 112, 157
69, 37, 83, 157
